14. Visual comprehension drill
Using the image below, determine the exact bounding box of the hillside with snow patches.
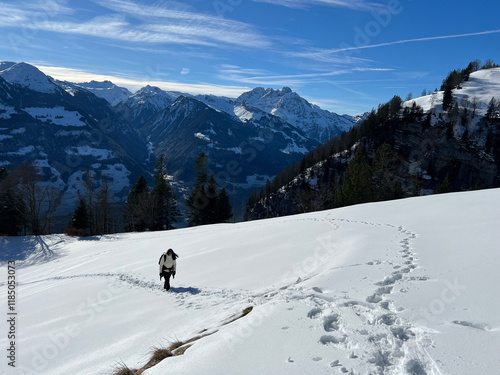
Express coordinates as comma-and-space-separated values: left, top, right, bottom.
406, 68, 500, 115
1, 189, 499, 375
0, 61, 360, 224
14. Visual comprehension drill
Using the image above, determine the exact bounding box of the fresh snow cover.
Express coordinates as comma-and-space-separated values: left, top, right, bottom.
0, 134, 13, 141
23, 107, 86, 127
194, 94, 236, 116
100, 163, 131, 193
55, 130, 88, 137
1, 190, 499, 375
65, 145, 116, 160
6, 145, 35, 155
404, 68, 500, 115
0, 103, 16, 119
63, 164, 130, 207
280, 142, 309, 154
10, 127, 25, 134
234, 103, 263, 122
75, 81, 132, 106
0, 61, 16, 71
0, 62, 60, 94
234, 87, 355, 141
126, 85, 180, 111
195, 132, 211, 142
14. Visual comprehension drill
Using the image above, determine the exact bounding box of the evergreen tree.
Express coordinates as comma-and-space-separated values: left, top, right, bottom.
96, 175, 111, 234
83, 171, 96, 235
150, 155, 179, 230
216, 187, 233, 223
373, 143, 400, 201
388, 96, 403, 118
203, 173, 219, 224
193, 152, 209, 189
186, 153, 210, 226
186, 153, 234, 226
435, 175, 451, 194
336, 147, 375, 207
442, 83, 453, 111
70, 198, 90, 236
125, 175, 149, 231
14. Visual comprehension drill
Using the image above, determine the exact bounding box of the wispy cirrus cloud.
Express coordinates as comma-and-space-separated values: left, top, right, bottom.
92, 0, 271, 47
0, 0, 271, 49
217, 65, 393, 87
252, 0, 386, 11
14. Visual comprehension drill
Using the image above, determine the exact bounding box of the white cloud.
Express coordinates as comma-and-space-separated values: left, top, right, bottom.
180, 68, 190, 75
252, 0, 386, 11
0, 0, 271, 49
35, 64, 251, 97
217, 65, 392, 87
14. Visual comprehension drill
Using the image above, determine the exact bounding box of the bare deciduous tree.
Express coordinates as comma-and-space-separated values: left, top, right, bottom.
12, 162, 61, 235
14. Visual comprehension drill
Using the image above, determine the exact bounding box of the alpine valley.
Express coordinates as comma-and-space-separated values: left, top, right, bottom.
0, 61, 359, 229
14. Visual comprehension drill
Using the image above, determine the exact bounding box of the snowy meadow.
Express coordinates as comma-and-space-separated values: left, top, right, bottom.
1, 189, 499, 375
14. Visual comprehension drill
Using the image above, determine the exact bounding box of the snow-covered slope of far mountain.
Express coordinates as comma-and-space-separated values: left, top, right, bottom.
116, 85, 356, 144
404, 67, 500, 115
142, 95, 318, 184
73, 80, 132, 106
116, 85, 181, 128
126, 85, 180, 111
193, 94, 237, 117
233, 87, 355, 142
1, 189, 499, 375
0, 62, 61, 94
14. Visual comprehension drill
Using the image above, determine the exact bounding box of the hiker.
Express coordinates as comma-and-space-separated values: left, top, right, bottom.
159, 249, 178, 291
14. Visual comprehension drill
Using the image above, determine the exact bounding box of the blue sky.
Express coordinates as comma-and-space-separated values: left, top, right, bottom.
0, 0, 499, 115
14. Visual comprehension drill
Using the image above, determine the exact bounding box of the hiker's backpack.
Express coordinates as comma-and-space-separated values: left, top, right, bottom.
158, 253, 166, 265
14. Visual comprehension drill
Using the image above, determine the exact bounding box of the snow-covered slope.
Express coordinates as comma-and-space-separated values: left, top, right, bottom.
404, 67, 500, 115
1, 189, 499, 375
116, 85, 181, 128
233, 87, 355, 143
72, 80, 132, 106
0, 62, 61, 94
193, 94, 237, 117
125, 85, 180, 111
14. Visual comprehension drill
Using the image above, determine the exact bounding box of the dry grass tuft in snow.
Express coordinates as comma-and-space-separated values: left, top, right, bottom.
111, 307, 254, 374
111, 360, 138, 375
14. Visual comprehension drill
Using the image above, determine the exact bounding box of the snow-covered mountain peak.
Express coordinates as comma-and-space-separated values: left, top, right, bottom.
128, 85, 180, 109
0, 61, 60, 94
76, 80, 132, 106
234, 86, 354, 143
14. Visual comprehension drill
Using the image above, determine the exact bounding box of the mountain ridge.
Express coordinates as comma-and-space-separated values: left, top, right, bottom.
245, 67, 500, 220
1, 61, 348, 228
